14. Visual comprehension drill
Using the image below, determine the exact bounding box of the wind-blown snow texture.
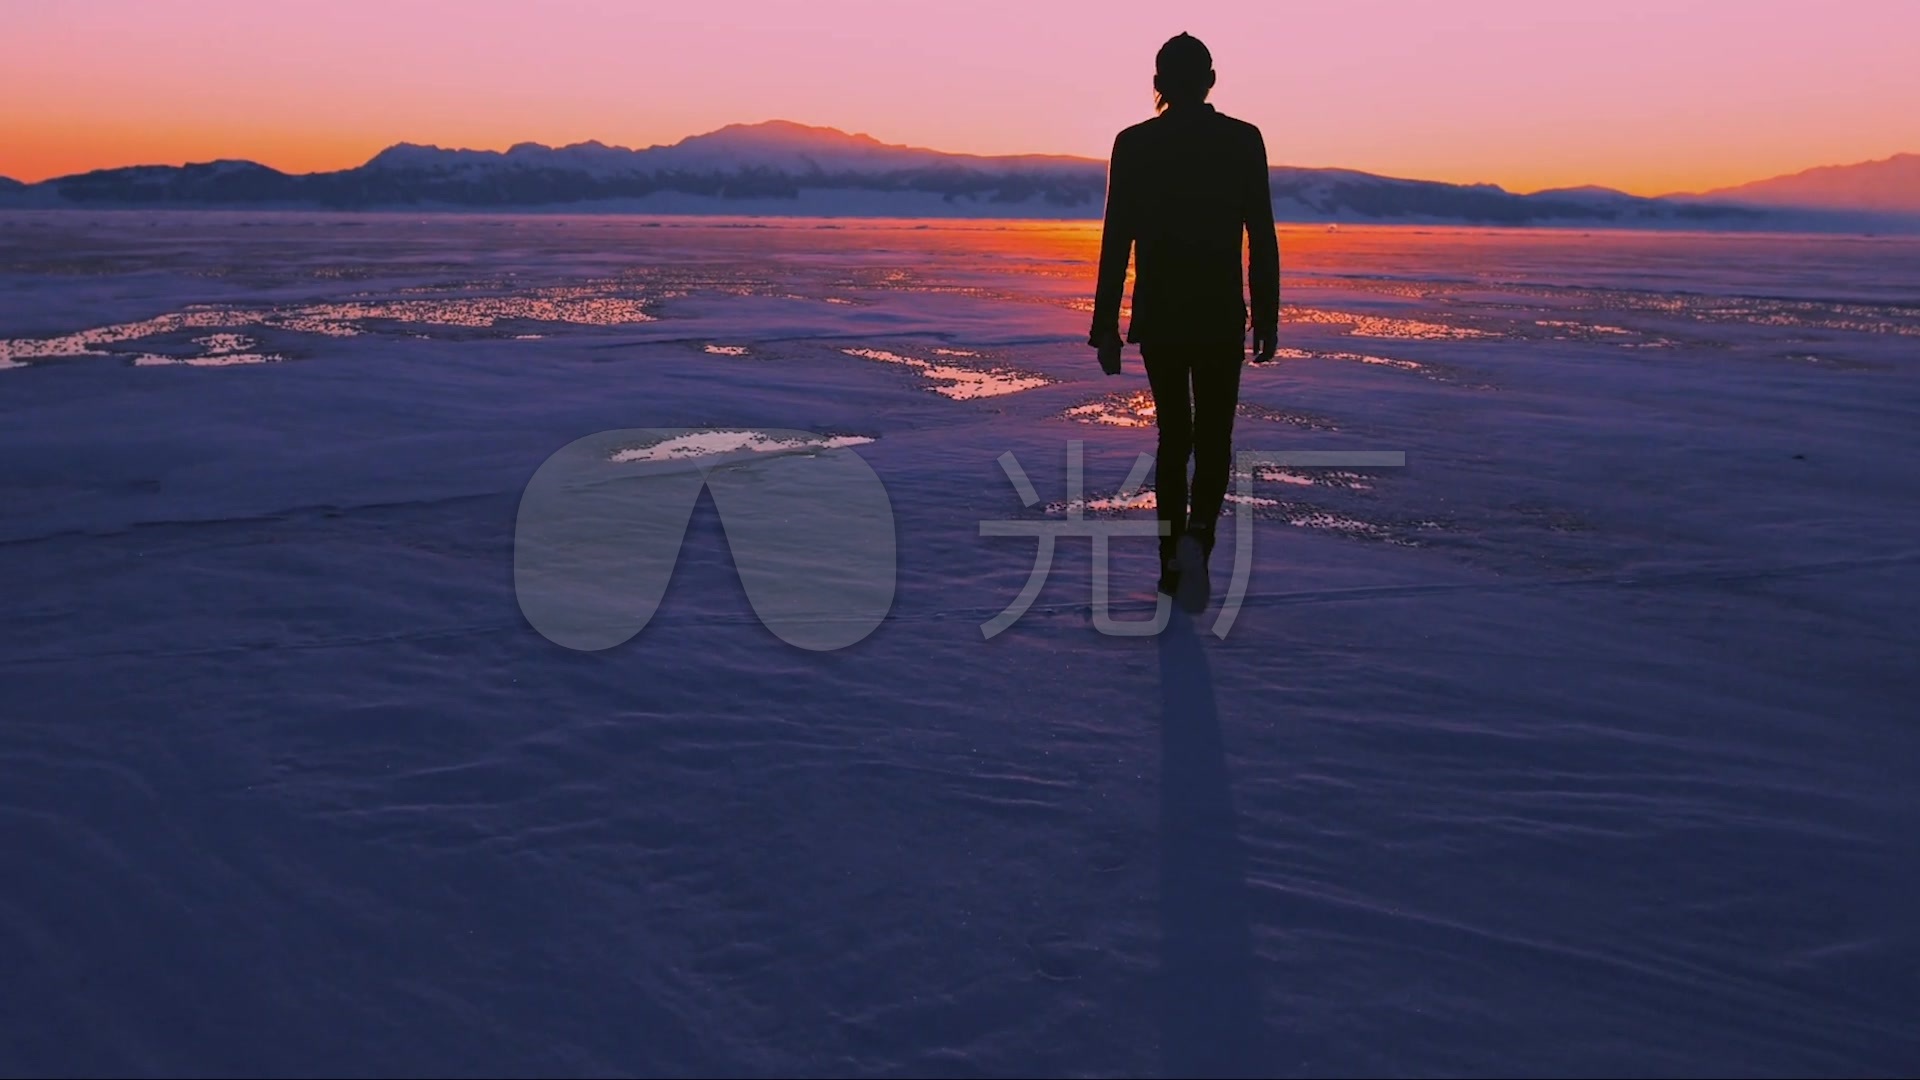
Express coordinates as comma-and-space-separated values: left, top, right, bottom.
3, 211, 1918, 1076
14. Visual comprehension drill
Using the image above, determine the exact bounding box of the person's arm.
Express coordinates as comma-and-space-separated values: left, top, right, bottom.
1246, 127, 1280, 361
1089, 132, 1134, 348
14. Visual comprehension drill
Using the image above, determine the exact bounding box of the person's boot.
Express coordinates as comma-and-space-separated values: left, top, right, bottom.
1172, 527, 1212, 614
1156, 532, 1182, 597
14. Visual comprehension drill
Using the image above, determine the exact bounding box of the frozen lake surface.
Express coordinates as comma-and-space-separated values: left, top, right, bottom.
3, 212, 1918, 1075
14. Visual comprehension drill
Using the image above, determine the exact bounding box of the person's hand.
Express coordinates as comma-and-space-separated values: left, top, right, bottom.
1093, 331, 1124, 375
1251, 326, 1278, 364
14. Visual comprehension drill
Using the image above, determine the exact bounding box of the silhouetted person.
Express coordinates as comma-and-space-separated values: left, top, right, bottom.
1090, 32, 1279, 613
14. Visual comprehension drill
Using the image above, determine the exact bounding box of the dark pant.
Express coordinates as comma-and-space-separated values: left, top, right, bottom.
1140, 342, 1244, 563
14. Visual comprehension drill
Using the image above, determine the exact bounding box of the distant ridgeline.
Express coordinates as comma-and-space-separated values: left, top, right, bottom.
36, 157, 1108, 211
0, 120, 1898, 229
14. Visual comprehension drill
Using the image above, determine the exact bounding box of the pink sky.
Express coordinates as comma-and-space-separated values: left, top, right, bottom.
4, 0, 1916, 193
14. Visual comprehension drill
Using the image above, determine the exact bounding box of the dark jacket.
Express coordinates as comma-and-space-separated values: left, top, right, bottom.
1088, 103, 1279, 347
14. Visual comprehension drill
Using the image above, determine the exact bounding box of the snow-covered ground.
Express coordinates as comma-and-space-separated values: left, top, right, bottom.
3, 211, 1917, 1075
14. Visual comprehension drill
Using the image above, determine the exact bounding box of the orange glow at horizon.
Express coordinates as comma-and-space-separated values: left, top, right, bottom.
4, 0, 1917, 196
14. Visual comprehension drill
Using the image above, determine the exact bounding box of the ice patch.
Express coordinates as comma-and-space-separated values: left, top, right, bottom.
1537, 319, 1633, 335
1237, 401, 1340, 430
1065, 391, 1345, 432
1061, 390, 1157, 427
1256, 468, 1374, 491
0, 310, 236, 363
1348, 316, 1489, 340
196, 333, 253, 354
1274, 345, 1424, 372
842, 347, 1049, 400
1354, 354, 1425, 371
0, 284, 654, 367
608, 430, 873, 463
1286, 307, 1493, 340
1259, 470, 1317, 487
278, 289, 654, 332
1285, 511, 1395, 537
131, 351, 281, 367
1047, 488, 1412, 544
130, 332, 282, 366
1587, 291, 1920, 337
1048, 490, 1158, 514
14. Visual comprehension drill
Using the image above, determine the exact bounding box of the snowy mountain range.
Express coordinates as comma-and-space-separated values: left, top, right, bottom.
1699, 152, 1920, 216
1, 120, 1912, 229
